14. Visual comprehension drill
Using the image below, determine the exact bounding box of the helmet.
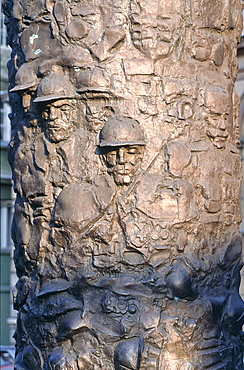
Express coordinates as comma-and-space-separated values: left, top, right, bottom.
10, 63, 38, 92
98, 116, 146, 147
114, 338, 144, 370
76, 67, 111, 93
34, 73, 77, 103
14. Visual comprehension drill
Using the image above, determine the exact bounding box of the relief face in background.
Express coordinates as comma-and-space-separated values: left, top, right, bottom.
204, 87, 231, 149
4, 0, 244, 368
129, 0, 181, 60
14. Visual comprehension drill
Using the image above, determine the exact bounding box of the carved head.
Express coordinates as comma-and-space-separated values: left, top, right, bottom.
9, 62, 39, 109
10, 62, 38, 93
129, 0, 180, 60
42, 99, 78, 143
34, 74, 78, 142
204, 87, 230, 149
98, 116, 146, 185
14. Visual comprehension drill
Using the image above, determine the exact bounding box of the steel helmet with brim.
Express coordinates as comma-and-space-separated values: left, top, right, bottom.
10, 63, 38, 92
33, 73, 77, 103
98, 116, 146, 147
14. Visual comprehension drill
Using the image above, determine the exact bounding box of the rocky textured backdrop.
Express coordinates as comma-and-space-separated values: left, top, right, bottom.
3, 0, 244, 368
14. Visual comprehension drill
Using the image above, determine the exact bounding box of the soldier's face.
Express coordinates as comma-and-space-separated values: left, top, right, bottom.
206, 113, 229, 149
103, 145, 144, 185
130, 16, 176, 59
129, 1, 179, 61
42, 99, 76, 143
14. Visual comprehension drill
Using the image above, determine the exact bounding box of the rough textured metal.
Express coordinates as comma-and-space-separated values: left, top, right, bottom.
3, 0, 244, 368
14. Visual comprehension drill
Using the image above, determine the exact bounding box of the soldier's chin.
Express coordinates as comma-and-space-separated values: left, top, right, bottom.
46, 129, 67, 143
113, 174, 132, 186
137, 39, 171, 59
211, 137, 226, 149
149, 43, 172, 60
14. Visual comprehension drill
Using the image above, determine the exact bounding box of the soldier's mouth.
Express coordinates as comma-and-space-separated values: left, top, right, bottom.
115, 168, 131, 175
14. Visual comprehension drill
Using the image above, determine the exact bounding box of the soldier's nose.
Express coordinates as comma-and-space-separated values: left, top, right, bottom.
117, 148, 126, 164
218, 116, 227, 130
49, 107, 58, 120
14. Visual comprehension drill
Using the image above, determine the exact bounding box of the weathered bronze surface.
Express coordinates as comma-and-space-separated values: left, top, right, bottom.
3, 0, 244, 368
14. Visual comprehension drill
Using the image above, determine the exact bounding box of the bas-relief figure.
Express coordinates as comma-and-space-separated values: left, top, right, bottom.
3, 0, 244, 368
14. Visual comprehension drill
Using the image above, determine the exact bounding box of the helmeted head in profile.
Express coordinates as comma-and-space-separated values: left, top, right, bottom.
9, 62, 39, 109
10, 62, 38, 93
98, 116, 146, 186
34, 73, 79, 143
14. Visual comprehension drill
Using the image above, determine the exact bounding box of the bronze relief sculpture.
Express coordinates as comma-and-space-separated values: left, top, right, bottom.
3, 0, 244, 368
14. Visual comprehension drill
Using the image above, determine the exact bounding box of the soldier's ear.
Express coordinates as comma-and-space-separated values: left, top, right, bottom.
135, 146, 145, 160
42, 109, 49, 120
100, 154, 107, 166
139, 146, 145, 155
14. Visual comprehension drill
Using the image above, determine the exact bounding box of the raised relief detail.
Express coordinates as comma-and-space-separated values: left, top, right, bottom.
4, 0, 244, 368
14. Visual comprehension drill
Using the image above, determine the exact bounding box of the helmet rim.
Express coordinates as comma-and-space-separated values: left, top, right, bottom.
98, 116, 146, 147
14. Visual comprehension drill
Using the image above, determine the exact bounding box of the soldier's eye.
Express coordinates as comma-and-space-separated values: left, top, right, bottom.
42, 111, 49, 120
106, 152, 117, 159
127, 147, 137, 154
61, 105, 70, 111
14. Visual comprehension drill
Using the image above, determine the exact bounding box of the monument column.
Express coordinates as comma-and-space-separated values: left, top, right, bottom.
3, 0, 244, 368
